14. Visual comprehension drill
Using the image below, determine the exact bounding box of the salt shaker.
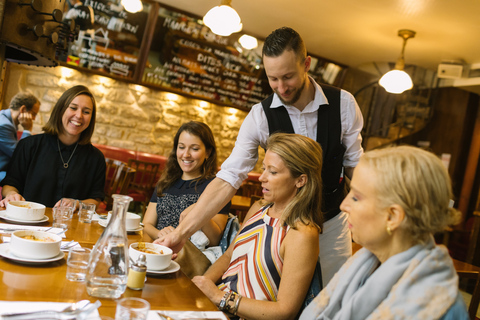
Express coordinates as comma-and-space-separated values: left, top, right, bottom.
127, 254, 147, 290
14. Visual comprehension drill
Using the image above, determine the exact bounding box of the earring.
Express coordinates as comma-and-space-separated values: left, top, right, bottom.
386, 226, 392, 236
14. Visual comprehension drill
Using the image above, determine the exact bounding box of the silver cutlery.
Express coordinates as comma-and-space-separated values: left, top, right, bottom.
60, 240, 76, 250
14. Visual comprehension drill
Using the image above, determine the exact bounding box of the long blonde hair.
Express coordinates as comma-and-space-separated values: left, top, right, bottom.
361, 145, 461, 243
266, 133, 323, 230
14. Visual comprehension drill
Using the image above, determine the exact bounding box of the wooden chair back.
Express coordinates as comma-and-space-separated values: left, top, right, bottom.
127, 159, 161, 196
104, 158, 136, 211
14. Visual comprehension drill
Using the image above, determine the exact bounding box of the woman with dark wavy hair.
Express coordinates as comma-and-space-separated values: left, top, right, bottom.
144, 121, 230, 275
0, 85, 105, 208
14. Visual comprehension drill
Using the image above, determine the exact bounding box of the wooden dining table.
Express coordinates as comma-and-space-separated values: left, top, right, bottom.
0, 208, 218, 318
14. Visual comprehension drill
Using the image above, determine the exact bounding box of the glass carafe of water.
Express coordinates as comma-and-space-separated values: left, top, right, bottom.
86, 194, 132, 299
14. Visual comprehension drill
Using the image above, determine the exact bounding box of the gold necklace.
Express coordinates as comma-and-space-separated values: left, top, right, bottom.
57, 138, 78, 169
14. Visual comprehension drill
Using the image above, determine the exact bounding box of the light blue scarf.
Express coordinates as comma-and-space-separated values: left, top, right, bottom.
300, 238, 458, 320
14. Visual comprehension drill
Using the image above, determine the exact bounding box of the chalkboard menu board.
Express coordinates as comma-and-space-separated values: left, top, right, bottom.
57, 1, 347, 110
142, 6, 271, 109
58, 0, 150, 78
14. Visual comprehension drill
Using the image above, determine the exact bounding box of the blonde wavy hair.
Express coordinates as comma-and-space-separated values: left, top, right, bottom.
266, 133, 323, 231
361, 145, 461, 243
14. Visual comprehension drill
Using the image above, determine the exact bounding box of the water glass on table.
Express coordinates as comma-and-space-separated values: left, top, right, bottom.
59, 198, 78, 217
115, 298, 150, 320
66, 247, 91, 281
79, 202, 96, 223
52, 207, 72, 230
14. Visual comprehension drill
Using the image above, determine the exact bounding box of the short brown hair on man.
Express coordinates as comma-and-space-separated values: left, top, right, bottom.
9, 92, 39, 111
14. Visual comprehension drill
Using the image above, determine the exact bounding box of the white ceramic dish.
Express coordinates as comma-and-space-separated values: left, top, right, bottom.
146, 261, 180, 275
129, 242, 172, 271
6, 201, 46, 221
0, 243, 65, 264
98, 219, 143, 232
10, 230, 62, 259
106, 211, 141, 230
0, 211, 49, 224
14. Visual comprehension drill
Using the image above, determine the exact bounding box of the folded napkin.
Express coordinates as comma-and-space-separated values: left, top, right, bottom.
91, 213, 106, 222
0, 224, 66, 238
0, 301, 100, 319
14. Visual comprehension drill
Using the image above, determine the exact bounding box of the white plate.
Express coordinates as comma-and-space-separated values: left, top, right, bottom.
98, 219, 143, 232
0, 243, 65, 264
0, 211, 49, 224
147, 261, 180, 275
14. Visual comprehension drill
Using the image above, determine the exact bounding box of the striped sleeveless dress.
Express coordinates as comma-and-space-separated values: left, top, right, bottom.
218, 204, 290, 301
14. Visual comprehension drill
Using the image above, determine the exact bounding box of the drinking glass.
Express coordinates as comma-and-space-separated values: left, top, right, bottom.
79, 202, 96, 223
59, 198, 78, 217
66, 247, 91, 281
52, 207, 72, 230
115, 298, 150, 320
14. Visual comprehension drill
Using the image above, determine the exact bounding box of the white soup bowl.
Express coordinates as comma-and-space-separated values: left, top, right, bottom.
129, 242, 172, 270
10, 230, 62, 259
6, 201, 46, 221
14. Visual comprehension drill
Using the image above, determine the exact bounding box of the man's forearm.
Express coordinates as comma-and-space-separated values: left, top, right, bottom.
175, 177, 236, 239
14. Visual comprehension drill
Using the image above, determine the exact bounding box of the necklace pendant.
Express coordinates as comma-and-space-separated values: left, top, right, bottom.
64, 163, 68, 169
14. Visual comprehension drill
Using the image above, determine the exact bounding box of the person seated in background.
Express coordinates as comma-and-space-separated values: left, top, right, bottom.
144, 121, 230, 277
300, 145, 469, 320
0, 85, 105, 208
0, 92, 40, 181
192, 133, 323, 319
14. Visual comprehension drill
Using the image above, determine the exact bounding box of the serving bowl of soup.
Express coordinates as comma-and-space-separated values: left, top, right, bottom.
129, 242, 172, 270
6, 201, 46, 221
10, 230, 62, 259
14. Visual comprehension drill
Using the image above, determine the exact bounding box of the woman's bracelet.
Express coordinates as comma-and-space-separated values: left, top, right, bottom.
232, 293, 242, 315
218, 290, 232, 311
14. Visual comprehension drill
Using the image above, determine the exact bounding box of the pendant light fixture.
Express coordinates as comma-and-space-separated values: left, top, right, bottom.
203, 0, 242, 37
121, 0, 143, 13
239, 34, 258, 50
379, 29, 416, 94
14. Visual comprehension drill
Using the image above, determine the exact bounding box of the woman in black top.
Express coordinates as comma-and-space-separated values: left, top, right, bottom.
0, 85, 105, 208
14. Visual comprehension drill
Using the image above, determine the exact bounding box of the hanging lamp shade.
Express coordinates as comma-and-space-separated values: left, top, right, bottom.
203, 0, 242, 36
239, 34, 258, 50
379, 69, 413, 94
379, 29, 416, 94
121, 0, 143, 13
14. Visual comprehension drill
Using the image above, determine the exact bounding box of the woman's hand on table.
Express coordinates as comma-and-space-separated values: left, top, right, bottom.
192, 276, 224, 306
0, 192, 25, 207
54, 198, 79, 211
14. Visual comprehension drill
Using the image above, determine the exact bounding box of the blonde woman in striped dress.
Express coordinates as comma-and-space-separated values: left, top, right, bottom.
193, 133, 323, 320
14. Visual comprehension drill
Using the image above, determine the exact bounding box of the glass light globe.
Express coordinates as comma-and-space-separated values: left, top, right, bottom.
379, 69, 413, 94
203, 5, 243, 36
239, 34, 258, 50
121, 0, 143, 13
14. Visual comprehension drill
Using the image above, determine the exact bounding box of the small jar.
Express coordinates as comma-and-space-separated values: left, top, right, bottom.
127, 254, 147, 290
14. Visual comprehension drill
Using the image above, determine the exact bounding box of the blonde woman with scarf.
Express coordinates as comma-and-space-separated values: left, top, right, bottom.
301, 145, 469, 320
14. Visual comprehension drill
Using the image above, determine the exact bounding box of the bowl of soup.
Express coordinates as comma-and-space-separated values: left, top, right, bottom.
6, 201, 46, 221
10, 230, 62, 259
129, 242, 172, 270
